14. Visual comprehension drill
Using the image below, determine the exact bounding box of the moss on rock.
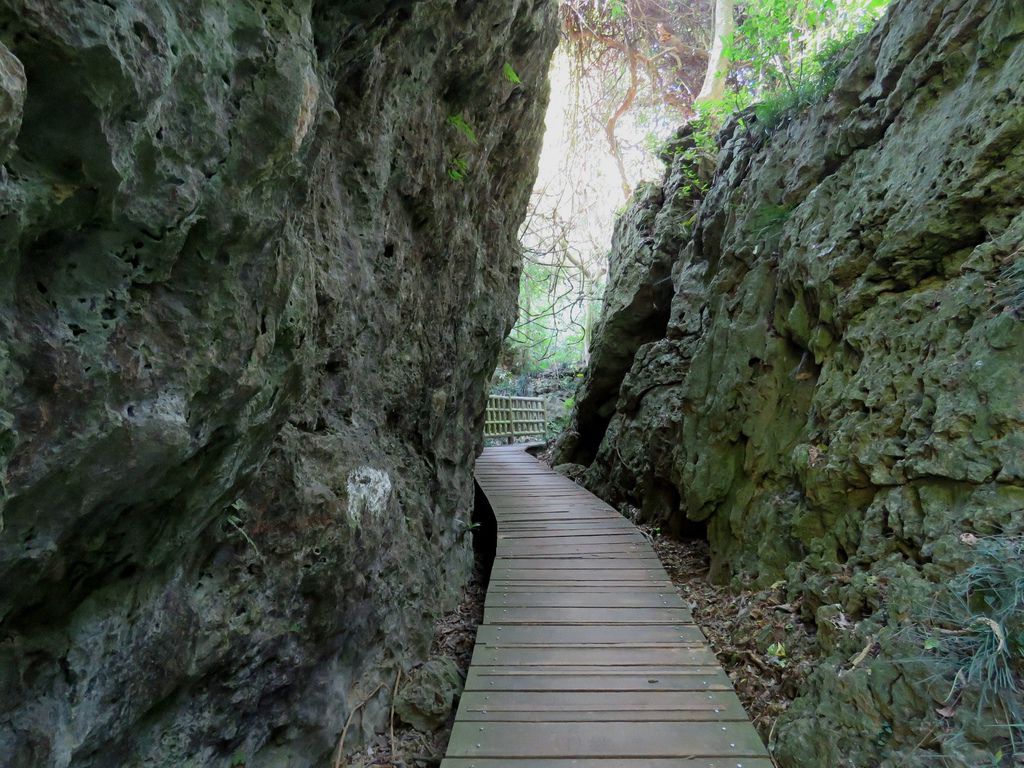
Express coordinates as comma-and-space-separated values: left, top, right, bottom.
561, 0, 1024, 764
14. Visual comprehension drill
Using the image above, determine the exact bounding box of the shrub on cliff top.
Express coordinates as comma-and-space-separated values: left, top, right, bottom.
691, 0, 892, 145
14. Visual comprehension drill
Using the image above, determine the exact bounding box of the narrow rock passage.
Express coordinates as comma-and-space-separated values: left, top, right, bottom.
441, 446, 772, 767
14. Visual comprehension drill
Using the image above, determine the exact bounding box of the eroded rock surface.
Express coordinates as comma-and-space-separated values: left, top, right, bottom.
558, 0, 1024, 764
0, 39, 23, 163
0, 1, 557, 766
393, 658, 462, 733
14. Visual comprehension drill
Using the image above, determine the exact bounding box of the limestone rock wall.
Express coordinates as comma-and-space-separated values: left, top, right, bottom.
558, 0, 1024, 764
0, 1, 557, 766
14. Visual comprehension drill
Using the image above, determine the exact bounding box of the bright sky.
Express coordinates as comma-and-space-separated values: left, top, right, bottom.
525, 48, 672, 284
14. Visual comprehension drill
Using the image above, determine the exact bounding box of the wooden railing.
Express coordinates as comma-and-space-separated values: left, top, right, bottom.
484, 394, 547, 443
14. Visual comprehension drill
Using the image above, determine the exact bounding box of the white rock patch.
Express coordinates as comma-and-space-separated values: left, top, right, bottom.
345, 467, 393, 526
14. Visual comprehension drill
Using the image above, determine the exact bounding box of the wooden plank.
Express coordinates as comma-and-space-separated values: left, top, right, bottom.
493, 555, 660, 562
499, 527, 635, 535
471, 645, 719, 667
489, 569, 671, 581
491, 584, 673, 593
499, 520, 634, 528
441, 446, 769, 766
495, 552, 656, 561
446, 721, 767, 757
497, 534, 647, 540
490, 588, 679, 597
493, 561, 663, 573
483, 606, 693, 624
499, 532, 635, 538
465, 666, 733, 692
442, 760, 776, 768
485, 592, 687, 609
475, 625, 705, 645
456, 690, 750, 720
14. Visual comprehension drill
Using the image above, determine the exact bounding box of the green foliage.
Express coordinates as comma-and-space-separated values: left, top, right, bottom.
502, 62, 522, 84
545, 394, 578, 440
670, 90, 754, 180
506, 258, 601, 372
728, 0, 889, 96
695, 0, 891, 144
767, 641, 788, 666
908, 536, 1024, 755
445, 113, 479, 183
608, 0, 627, 20
751, 30, 867, 129
447, 155, 470, 182
447, 113, 478, 144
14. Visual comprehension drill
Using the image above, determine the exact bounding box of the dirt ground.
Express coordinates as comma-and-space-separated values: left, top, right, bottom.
640, 523, 819, 744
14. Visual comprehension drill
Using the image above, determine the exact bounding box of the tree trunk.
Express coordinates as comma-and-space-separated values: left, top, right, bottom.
697, 0, 734, 103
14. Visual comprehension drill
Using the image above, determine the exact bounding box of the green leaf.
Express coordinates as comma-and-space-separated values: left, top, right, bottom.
447, 156, 470, 182
502, 62, 522, 84
447, 114, 478, 144
768, 642, 787, 658
923, 637, 940, 650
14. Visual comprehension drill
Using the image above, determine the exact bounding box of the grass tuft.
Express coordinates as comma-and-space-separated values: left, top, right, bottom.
906, 536, 1024, 757
995, 254, 1024, 316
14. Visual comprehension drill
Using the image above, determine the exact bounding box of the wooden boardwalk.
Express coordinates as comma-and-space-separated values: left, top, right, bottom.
441, 446, 772, 768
